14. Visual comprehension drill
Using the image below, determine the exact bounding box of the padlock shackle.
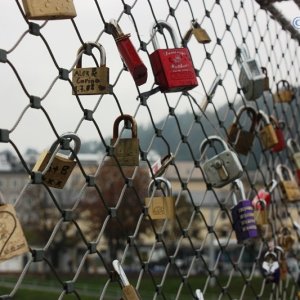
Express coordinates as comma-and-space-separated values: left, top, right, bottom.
151, 20, 179, 50
276, 164, 296, 182
276, 79, 290, 92
255, 199, 267, 210
236, 45, 250, 65
112, 259, 130, 287
261, 67, 268, 77
112, 114, 138, 139
148, 177, 172, 197
269, 115, 285, 130
49, 132, 81, 161
266, 179, 278, 194
264, 250, 277, 260
234, 105, 258, 131
109, 19, 131, 41
287, 138, 300, 154
195, 289, 204, 300
257, 110, 271, 127
199, 135, 229, 157
232, 179, 246, 205
76, 42, 106, 68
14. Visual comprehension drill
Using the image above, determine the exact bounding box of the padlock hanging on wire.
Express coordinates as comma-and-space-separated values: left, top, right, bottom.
182, 20, 211, 45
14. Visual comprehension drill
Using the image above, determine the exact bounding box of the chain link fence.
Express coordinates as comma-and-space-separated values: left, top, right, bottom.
0, 0, 300, 299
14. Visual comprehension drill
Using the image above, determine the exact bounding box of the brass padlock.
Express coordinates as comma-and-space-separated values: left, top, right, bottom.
72, 42, 109, 95
108, 115, 139, 166
32, 133, 81, 189
253, 199, 268, 226
182, 20, 211, 44
22, 0, 77, 20
145, 177, 175, 220
258, 110, 278, 150
276, 164, 300, 202
0, 193, 29, 262
261, 67, 269, 91
274, 80, 295, 103
287, 138, 300, 169
227, 106, 258, 155
277, 227, 295, 252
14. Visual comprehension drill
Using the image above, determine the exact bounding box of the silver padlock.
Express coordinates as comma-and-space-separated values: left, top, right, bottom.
200, 136, 243, 188
236, 46, 265, 100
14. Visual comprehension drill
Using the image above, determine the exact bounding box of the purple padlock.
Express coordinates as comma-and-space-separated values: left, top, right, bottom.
231, 179, 258, 243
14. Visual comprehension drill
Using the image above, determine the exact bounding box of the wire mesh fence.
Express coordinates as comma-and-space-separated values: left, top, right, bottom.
0, 0, 300, 299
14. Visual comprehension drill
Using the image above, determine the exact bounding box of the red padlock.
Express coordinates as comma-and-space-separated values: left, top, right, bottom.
110, 19, 147, 86
149, 20, 198, 93
252, 179, 277, 208
270, 116, 286, 153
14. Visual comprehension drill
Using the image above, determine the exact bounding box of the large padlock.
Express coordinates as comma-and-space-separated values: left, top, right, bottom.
200, 136, 243, 188
287, 138, 300, 184
22, 0, 77, 20
72, 42, 109, 95
269, 116, 285, 153
231, 179, 258, 243
261, 67, 269, 91
274, 80, 295, 103
32, 133, 80, 189
182, 20, 211, 45
261, 251, 280, 284
149, 20, 198, 93
0, 193, 29, 262
276, 164, 300, 202
277, 227, 295, 252
110, 19, 147, 86
108, 115, 139, 166
258, 110, 279, 150
145, 177, 175, 220
236, 46, 265, 100
227, 106, 258, 155
252, 179, 277, 208
253, 199, 268, 226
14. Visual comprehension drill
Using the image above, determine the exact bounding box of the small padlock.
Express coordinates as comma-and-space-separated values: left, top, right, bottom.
274, 246, 288, 280
231, 179, 258, 243
277, 227, 295, 252
22, 0, 77, 20
287, 138, 300, 184
145, 177, 175, 220
150, 153, 174, 178
149, 20, 198, 93
195, 289, 204, 300
72, 42, 109, 95
236, 46, 265, 100
274, 80, 295, 103
258, 110, 279, 150
200, 136, 243, 188
32, 133, 81, 189
269, 116, 285, 152
252, 179, 277, 208
253, 199, 268, 226
227, 106, 258, 155
112, 260, 141, 300
0, 193, 29, 262
261, 251, 280, 284
276, 164, 300, 202
108, 115, 139, 166
110, 19, 147, 86
182, 20, 211, 44
261, 67, 269, 91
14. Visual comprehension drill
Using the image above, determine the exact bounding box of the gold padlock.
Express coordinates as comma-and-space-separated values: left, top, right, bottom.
258, 110, 278, 150
274, 80, 295, 103
145, 177, 175, 220
253, 199, 268, 226
287, 138, 300, 169
0, 196, 29, 262
108, 115, 139, 166
32, 133, 81, 189
72, 42, 110, 95
261, 67, 269, 91
22, 0, 77, 20
277, 227, 295, 252
182, 20, 211, 44
276, 164, 300, 202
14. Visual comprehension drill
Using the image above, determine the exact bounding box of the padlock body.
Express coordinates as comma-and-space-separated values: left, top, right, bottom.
108, 138, 139, 166
22, 0, 77, 20
116, 36, 147, 86
259, 124, 278, 149
271, 128, 285, 152
193, 27, 211, 43
253, 207, 268, 226
145, 196, 175, 219
149, 48, 198, 92
122, 285, 141, 300
263, 76, 269, 91
293, 153, 300, 169
228, 126, 255, 155
0, 204, 29, 262
275, 90, 294, 103
279, 180, 300, 202
32, 151, 76, 189
202, 150, 243, 188
296, 169, 300, 185
72, 66, 109, 95
231, 199, 258, 243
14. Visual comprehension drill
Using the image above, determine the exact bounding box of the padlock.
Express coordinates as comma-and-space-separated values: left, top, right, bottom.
253, 199, 268, 226
227, 106, 258, 155
72, 42, 109, 95
297, 291, 300, 300
287, 138, 300, 184
261, 67, 269, 91
252, 179, 277, 208
276, 164, 300, 202
145, 177, 175, 220
261, 251, 280, 284
195, 289, 204, 300
32, 133, 81, 189
200, 136, 243, 188
277, 227, 295, 252
110, 19, 147, 86
231, 179, 258, 243
257, 110, 279, 150
269, 116, 285, 152
274, 80, 295, 103
112, 260, 141, 300
150, 153, 174, 178
108, 115, 139, 166
236, 46, 265, 100
182, 20, 211, 44
149, 20, 198, 93
274, 246, 288, 280
22, 0, 77, 20
0, 192, 29, 262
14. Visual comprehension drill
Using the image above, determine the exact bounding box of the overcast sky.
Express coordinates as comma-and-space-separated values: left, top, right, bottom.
0, 0, 299, 155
